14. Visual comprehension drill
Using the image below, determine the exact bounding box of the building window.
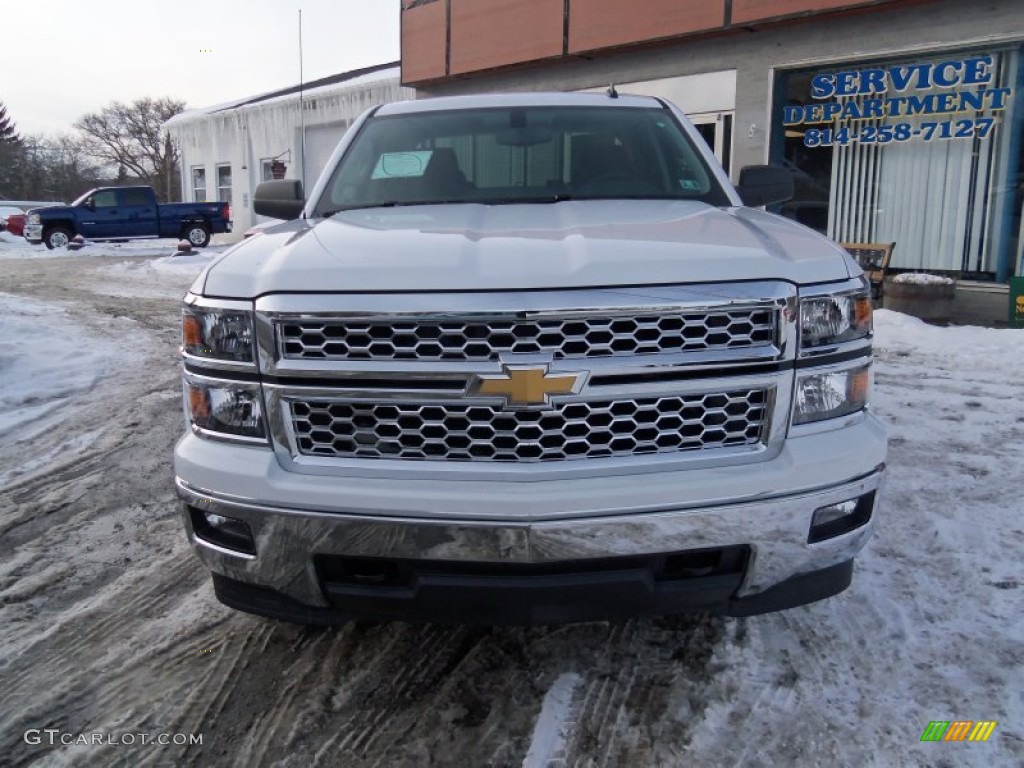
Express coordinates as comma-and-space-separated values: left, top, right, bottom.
774, 48, 1020, 279
261, 159, 275, 182
191, 167, 207, 202
216, 164, 232, 205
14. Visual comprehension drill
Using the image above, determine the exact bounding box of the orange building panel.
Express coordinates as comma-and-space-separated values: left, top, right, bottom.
569, 0, 726, 54
401, 0, 448, 84
732, 0, 884, 25
450, 0, 565, 75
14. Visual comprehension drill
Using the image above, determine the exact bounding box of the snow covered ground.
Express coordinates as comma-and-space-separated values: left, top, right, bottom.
0, 238, 1021, 766
0, 229, 234, 259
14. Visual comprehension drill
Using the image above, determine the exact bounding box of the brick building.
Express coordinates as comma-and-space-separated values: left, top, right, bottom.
400, 0, 1024, 284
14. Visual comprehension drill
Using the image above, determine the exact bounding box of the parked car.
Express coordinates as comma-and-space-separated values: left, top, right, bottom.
23, 186, 232, 249
0, 201, 63, 238
0, 206, 20, 234
176, 92, 885, 626
4, 212, 26, 237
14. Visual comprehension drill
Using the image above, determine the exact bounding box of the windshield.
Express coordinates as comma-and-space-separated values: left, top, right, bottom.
72, 189, 97, 206
315, 105, 731, 215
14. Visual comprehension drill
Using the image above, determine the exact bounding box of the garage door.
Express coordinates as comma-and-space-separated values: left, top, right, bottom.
303, 122, 350, 188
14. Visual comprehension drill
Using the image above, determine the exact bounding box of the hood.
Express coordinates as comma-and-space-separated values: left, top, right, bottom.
200, 200, 855, 298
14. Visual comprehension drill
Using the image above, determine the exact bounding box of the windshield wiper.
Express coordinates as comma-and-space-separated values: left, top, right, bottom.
466, 194, 576, 205
320, 201, 409, 216
321, 195, 592, 216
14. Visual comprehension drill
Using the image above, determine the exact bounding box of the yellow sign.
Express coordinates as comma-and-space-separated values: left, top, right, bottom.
475, 366, 583, 406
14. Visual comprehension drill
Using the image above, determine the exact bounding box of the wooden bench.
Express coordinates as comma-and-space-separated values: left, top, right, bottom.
841, 242, 895, 303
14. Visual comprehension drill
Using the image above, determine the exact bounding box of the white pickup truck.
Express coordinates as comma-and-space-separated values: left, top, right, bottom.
174, 92, 886, 625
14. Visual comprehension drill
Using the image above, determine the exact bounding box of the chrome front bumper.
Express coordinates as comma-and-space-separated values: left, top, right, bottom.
23, 224, 42, 243
176, 465, 884, 617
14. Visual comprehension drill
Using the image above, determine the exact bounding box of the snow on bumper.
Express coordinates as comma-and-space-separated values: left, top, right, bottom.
174, 415, 887, 619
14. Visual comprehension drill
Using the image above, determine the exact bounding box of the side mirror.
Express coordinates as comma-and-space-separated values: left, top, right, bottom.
84, 198, 95, 210
736, 165, 794, 207
254, 179, 305, 220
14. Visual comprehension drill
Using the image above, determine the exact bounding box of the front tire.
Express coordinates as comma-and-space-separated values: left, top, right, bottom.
183, 223, 211, 248
44, 226, 73, 250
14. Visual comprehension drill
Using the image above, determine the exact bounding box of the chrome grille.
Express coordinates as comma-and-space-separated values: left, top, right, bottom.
290, 390, 768, 462
279, 309, 776, 362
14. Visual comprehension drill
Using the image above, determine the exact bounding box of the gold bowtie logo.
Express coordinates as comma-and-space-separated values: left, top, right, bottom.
474, 365, 585, 406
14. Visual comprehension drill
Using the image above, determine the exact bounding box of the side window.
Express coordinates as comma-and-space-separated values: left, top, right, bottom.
192, 167, 207, 202
216, 164, 232, 206
93, 190, 118, 208
120, 189, 151, 207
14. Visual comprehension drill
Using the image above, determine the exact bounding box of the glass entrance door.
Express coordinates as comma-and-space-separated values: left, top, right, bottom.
689, 112, 734, 176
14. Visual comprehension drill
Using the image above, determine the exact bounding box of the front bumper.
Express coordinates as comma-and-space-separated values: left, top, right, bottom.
23, 224, 42, 243
175, 415, 886, 624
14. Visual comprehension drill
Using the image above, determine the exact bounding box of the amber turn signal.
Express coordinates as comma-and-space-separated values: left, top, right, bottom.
847, 365, 871, 405
183, 314, 203, 348
188, 384, 211, 421
853, 297, 873, 332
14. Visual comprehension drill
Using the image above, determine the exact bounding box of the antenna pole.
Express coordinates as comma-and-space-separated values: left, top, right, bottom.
299, 8, 306, 192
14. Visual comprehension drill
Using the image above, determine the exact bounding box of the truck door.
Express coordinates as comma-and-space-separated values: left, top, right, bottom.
77, 189, 121, 239
119, 188, 158, 237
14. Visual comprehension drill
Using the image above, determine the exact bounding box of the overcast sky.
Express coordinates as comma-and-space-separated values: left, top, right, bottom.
1, 0, 400, 137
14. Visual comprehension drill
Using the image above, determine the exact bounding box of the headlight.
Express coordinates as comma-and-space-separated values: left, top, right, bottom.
28, 213, 40, 225
184, 374, 266, 441
182, 305, 255, 363
800, 290, 872, 349
793, 362, 871, 425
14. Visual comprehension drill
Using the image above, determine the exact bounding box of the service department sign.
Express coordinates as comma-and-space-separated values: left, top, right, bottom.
785, 55, 1014, 147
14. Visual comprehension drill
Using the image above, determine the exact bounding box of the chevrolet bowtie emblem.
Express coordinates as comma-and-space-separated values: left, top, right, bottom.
474, 365, 586, 407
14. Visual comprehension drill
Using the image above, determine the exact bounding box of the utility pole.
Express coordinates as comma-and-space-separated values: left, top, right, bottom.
299, 8, 306, 192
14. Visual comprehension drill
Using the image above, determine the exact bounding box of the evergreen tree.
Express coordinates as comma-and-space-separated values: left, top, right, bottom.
0, 101, 23, 198
0, 101, 19, 144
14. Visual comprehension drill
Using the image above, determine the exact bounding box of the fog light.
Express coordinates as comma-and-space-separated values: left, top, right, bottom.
190, 506, 256, 555
808, 493, 874, 543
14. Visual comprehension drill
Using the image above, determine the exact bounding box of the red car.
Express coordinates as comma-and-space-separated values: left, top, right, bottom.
0, 201, 64, 239
0, 205, 22, 235
4, 212, 26, 237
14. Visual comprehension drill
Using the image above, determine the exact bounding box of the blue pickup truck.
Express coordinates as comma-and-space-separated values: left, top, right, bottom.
24, 186, 232, 249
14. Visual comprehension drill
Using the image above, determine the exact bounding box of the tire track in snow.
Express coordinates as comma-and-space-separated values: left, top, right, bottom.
522, 672, 583, 768
331, 625, 485, 759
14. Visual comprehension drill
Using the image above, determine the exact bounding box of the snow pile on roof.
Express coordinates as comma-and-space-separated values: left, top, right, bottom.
251, 65, 401, 110
165, 62, 401, 125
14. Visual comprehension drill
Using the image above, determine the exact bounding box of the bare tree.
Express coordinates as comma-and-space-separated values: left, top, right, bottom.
75, 97, 185, 201
9, 134, 106, 202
